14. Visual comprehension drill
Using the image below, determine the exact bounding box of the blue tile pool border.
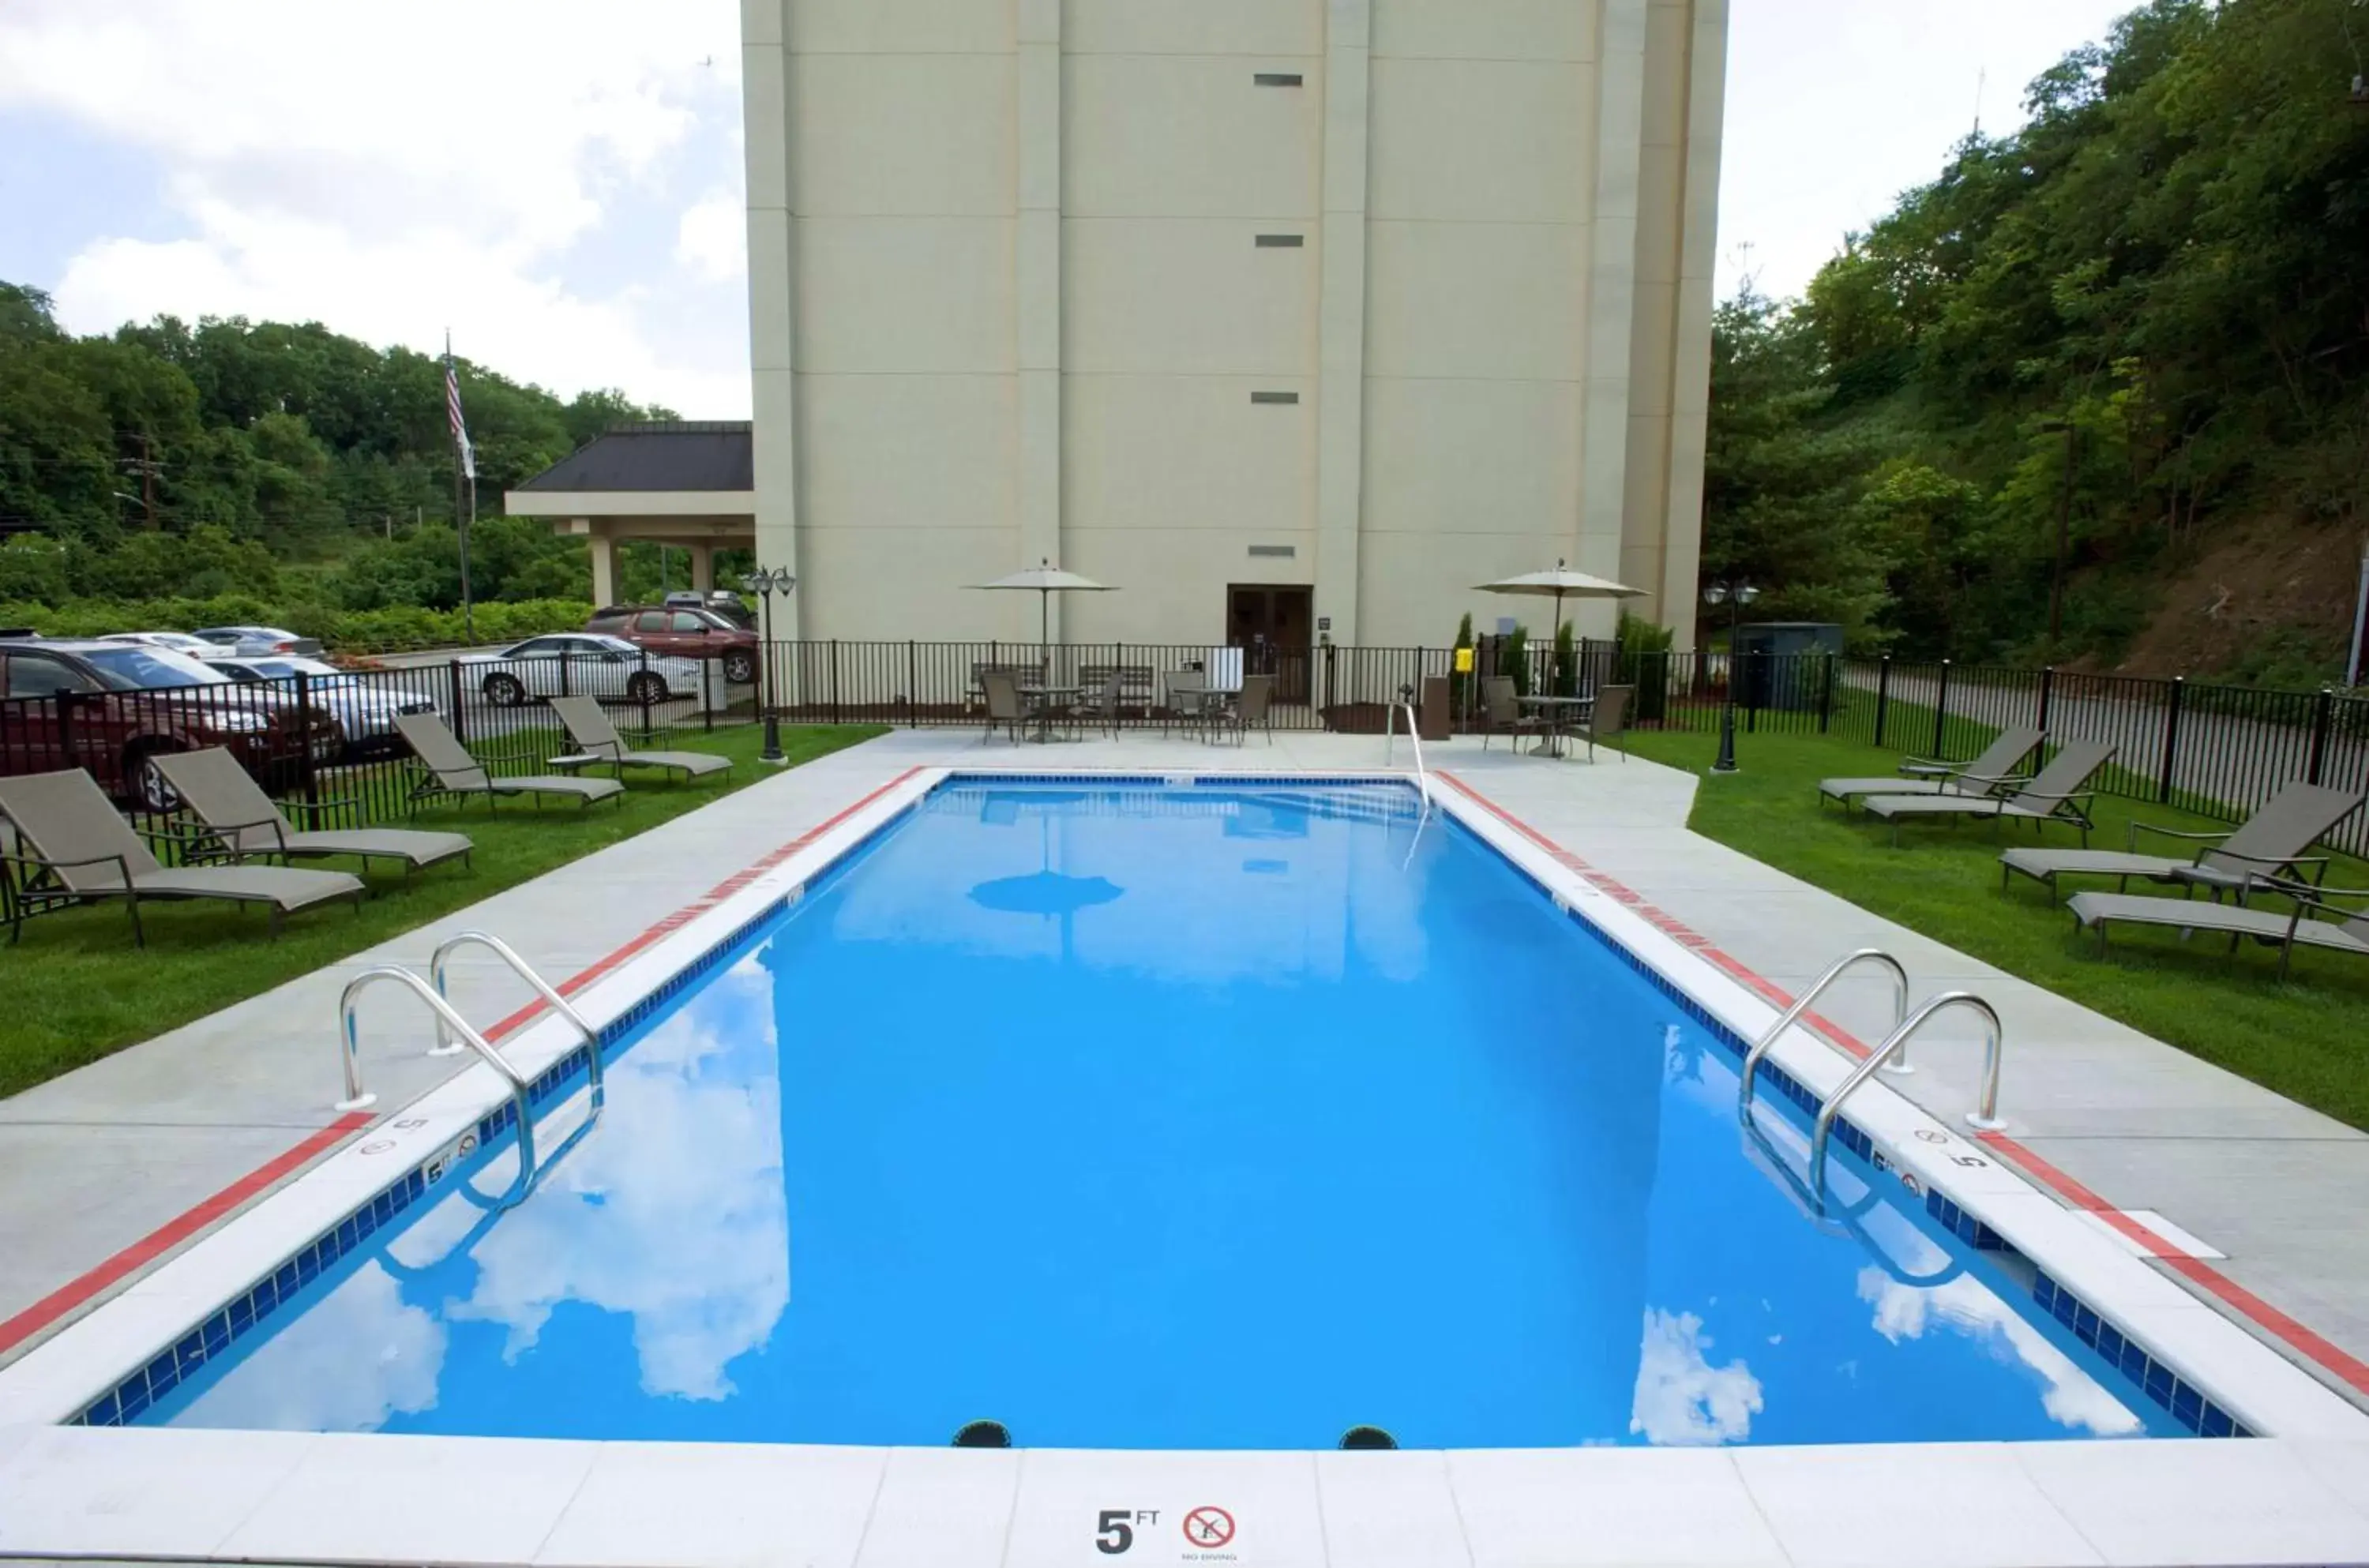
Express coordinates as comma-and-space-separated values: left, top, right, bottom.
66, 771, 2243, 1439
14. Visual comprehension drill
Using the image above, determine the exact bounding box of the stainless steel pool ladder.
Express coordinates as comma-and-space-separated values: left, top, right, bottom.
1737, 948, 1911, 1123
1383, 700, 1432, 808
1808, 992, 2007, 1199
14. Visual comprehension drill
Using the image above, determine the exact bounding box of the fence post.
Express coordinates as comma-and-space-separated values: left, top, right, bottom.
831, 640, 843, 725
448, 659, 468, 747
558, 652, 572, 697
2037, 665, 2055, 735
636, 651, 653, 738
2158, 677, 2185, 804
2307, 688, 2333, 785
1746, 650, 1763, 733
907, 640, 918, 728
1819, 654, 1835, 733
1874, 657, 1890, 748
1932, 659, 1951, 757
294, 670, 319, 808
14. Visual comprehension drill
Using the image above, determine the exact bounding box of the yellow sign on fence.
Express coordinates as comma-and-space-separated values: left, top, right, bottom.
1455, 647, 1474, 673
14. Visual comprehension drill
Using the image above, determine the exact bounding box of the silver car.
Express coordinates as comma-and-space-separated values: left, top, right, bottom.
460, 633, 703, 707
97, 631, 220, 658
191, 625, 324, 658
201, 654, 443, 759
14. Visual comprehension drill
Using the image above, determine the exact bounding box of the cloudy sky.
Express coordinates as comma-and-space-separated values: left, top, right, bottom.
0, 1, 2135, 419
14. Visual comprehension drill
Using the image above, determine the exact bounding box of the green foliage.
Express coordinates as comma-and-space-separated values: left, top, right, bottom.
1709, 0, 2369, 674
1616, 612, 1676, 721
1551, 618, 1578, 697
1501, 625, 1531, 697
1451, 611, 1474, 706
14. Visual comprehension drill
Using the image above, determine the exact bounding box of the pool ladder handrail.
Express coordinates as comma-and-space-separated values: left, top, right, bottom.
1808, 990, 2007, 1198
336, 965, 540, 1208
1383, 700, 1432, 809
429, 929, 599, 1093
1737, 948, 1911, 1123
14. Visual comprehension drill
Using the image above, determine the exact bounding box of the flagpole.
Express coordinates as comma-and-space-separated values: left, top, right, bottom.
445, 330, 476, 644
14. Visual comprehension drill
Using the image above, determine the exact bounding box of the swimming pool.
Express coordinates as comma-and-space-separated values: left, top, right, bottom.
97, 777, 2202, 1450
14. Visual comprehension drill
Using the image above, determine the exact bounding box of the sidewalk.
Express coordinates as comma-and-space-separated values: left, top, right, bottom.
3, 726, 2364, 1412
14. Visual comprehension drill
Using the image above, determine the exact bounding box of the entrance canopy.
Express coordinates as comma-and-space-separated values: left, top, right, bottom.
505, 422, 755, 606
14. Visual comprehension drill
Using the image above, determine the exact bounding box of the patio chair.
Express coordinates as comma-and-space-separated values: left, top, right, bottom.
153, 748, 472, 880
1213, 673, 1276, 747
546, 696, 733, 782
980, 670, 1027, 744
394, 712, 625, 812
1999, 782, 2364, 902
1857, 738, 2117, 847
1819, 726, 2044, 812
1573, 684, 1632, 762
1477, 677, 1551, 752
2069, 873, 2369, 982
0, 768, 365, 946
1164, 670, 1208, 738
1072, 671, 1125, 739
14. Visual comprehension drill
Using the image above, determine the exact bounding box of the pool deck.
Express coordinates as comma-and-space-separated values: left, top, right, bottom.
2, 726, 2367, 1563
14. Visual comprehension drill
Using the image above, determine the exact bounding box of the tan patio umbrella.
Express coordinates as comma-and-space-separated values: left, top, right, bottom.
971, 558, 1115, 656
1473, 558, 1646, 654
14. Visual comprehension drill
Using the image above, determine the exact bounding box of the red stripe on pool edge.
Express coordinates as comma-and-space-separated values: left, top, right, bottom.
0, 765, 930, 1361
1436, 767, 2369, 1401
0, 1111, 373, 1358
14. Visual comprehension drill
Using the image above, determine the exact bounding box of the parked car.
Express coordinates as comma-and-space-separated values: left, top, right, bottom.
458, 633, 704, 707
97, 631, 221, 658
191, 625, 324, 658
0, 636, 343, 809
200, 653, 442, 760
586, 604, 758, 685
663, 590, 757, 632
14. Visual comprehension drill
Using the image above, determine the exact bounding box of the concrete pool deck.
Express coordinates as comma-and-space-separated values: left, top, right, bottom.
0, 728, 2365, 1555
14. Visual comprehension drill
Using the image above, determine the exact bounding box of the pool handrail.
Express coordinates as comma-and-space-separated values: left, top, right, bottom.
429, 929, 601, 1099
1808, 990, 2007, 1198
336, 964, 539, 1208
1737, 947, 1910, 1123
1383, 700, 1432, 808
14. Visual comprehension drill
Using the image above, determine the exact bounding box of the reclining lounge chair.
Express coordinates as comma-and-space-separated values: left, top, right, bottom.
547, 696, 734, 782
155, 748, 473, 880
2070, 874, 2369, 981
1999, 782, 2363, 901
1857, 738, 2117, 847
1819, 726, 2043, 811
0, 768, 364, 946
396, 713, 625, 812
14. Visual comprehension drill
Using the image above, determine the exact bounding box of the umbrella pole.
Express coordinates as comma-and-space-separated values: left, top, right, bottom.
1041, 588, 1050, 677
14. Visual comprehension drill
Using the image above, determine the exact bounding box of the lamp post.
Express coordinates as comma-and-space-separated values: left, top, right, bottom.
1703, 580, 1759, 775
740, 566, 797, 766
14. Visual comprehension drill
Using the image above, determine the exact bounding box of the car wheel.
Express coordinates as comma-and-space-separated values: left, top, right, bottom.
482, 673, 526, 707
127, 745, 186, 813
625, 671, 668, 705
722, 650, 756, 685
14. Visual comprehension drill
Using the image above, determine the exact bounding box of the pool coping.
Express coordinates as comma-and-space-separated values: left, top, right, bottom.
1, 763, 2365, 1566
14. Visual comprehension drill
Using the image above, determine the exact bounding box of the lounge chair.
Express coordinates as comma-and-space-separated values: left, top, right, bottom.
1857, 738, 2117, 847
1819, 726, 2043, 811
1213, 673, 1275, 746
546, 696, 733, 782
2069, 874, 2369, 981
980, 670, 1027, 744
153, 748, 473, 880
1574, 685, 1632, 762
394, 713, 625, 812
1999, 782, 2363, 901
1477, 677, 1552, 752
0, 769, 364, 946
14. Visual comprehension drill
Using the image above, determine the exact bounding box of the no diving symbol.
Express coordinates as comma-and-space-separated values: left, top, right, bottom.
1183, 1506, 1235, 1549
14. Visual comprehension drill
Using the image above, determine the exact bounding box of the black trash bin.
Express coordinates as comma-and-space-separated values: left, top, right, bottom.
1732, 623, 1842, 711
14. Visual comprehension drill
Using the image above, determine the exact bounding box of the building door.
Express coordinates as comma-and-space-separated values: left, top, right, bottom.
1226, 585, 1312, 703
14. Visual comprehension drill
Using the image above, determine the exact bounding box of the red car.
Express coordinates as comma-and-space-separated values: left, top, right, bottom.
0, 637, 342, 809
585, 604, 758, 685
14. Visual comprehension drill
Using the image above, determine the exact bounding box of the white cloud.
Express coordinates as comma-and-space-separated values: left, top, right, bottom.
0, 0, 749, 415
677, 190, 747, 284
1630, 1307, 1765, 1446
175, 1261, 446, 1433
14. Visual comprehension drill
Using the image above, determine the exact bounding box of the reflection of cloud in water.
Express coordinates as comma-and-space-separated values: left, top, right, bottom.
178, 1262, 443, 1431
1855, 1229, 2143, 1437
443, 967, 789, 1401
1630, 1307, 1764, 1445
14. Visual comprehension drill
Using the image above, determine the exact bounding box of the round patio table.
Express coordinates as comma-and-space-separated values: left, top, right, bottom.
1016, 683, 1083, 743
1517, 693, 1594, 758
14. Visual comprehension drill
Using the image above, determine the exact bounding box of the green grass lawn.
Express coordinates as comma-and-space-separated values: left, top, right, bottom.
0, 723, 885, 1098
1622, 726, 2369, 1130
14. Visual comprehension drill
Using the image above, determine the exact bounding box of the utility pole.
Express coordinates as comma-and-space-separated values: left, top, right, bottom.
119, 433, 163, 529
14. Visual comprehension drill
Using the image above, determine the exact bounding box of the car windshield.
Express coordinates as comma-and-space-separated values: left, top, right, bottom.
79, 647, 235, 690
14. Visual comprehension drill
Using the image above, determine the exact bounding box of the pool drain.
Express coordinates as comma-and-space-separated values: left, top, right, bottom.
1338, 1425, 1398, 1450
953, 1419, 1013, 1448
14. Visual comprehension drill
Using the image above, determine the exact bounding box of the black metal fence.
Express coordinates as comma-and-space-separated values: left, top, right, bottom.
4, 642, 2365, 925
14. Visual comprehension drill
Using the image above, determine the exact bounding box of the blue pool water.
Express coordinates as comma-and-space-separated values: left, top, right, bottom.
148, 781, 2176, 1448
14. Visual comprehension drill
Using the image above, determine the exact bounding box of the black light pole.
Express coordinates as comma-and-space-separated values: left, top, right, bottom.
741, 567, 797, 766
1703, 580, 1759, 775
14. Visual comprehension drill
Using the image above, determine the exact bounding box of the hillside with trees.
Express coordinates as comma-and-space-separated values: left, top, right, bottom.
0, 281, 680, 646
1702, 0, 2369, 686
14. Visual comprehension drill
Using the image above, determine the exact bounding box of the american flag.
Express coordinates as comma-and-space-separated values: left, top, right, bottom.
443, 333, 476, 481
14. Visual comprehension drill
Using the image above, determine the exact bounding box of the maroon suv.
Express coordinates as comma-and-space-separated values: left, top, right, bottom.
0, 637, 342, 809
585, 605, 758, 685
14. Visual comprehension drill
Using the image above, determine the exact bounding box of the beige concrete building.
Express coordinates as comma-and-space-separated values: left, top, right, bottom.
518, 0, 1726, 651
